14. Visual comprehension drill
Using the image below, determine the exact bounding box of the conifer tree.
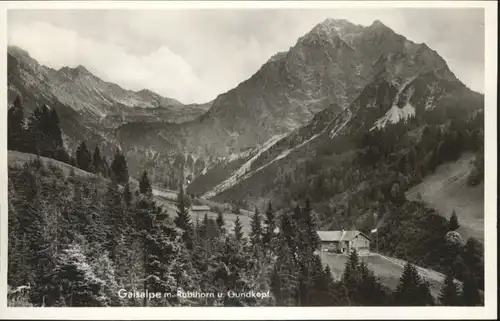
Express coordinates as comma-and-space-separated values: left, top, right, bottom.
8, 96, 25, 151
76, 142, 92, 172
22, 104, 67, 160
461, 271, 482, 306
92, 146, 103, 175
51, 243, 107, 307
462, 237, 483, 289
14, 167, 54, 305
292, 204, 302, 226
216, 211, 225, 233
110, 149, 129, 185
233, 216, 244, 242
342, 249, 361, 301
439, 271, 460, 306
47, 108, 67, 162
133, 197, 178, 306
303, 198, 320, 252
103, 181, 127, 261
279, 213, 297, 260
101, 156, 110, 178
174, 185, 193, 249
449, 210, 460, 231
123, 183, 132, 207
270, 240, 298, 306
263, 201, 275, 248
249, 208, 262, 248
394, 262, 434, 306
139, 170, 152, 195
321, 265, 340, 305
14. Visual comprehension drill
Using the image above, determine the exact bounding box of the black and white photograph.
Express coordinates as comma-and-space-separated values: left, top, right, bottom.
1, 1, 497, 318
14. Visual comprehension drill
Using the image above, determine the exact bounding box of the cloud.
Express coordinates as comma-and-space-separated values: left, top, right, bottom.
8, 20, 210, 103
7, 9, 485, 103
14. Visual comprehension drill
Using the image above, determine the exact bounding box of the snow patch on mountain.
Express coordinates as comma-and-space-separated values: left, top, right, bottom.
372, 103, 415, 130
371, 76, 417, 130
425, 83, 440, 110
227, 149, 253, 162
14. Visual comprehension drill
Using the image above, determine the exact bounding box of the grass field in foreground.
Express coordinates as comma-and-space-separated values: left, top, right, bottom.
319, 252, 449, 298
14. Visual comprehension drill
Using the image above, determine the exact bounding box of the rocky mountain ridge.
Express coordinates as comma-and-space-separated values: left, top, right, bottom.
115, 18, 459, 184
8, 45, 209, 126
8, 18, 470, 189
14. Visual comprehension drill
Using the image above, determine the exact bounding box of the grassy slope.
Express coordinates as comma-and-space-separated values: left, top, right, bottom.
9, 151, 95, 179
153, 193, 252, 236
9, 150, 140, 187
405, 153, 484, 242
319, 252, 454, 299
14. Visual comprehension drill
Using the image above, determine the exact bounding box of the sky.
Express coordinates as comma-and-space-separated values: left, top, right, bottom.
7, 8, 485, 104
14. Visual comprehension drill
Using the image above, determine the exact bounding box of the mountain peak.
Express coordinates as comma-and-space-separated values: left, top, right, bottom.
320, 18, 356, 27
7, 45, 36, 64
75, 65, 91, 74
371, 19, 387, 28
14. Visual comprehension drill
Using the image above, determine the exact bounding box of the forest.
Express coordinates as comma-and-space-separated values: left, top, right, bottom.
7, 95, 484, 306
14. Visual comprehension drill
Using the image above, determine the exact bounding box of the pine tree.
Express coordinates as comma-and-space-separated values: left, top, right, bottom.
233, 216, 244, 242
11, 167, 53, 303
101, 156, 110, 178
439, 270, 460, 306
307, 255, 335, 306
303, 198, 320, 252
92, 146, 103, 175
394, 262, 434, 306
355, 260, 389, 305
449, 210, 460, 231
133, 197, 178, 306
110, 149, 129, 185
263, 201, 275, 249
462, 237, 484, 289
279, 213, 298, 260
103, 181, 127, 261
249, 208, 262, 248
123, 183, 133, 207
139, 170, 152, 195
51, 243, 107, 307
174, 185, 193, 249
24, 106, 42, 154
47, 108, 67, 162
25, 105, 67, 160
461, 271, 482, 306
8, 95, 25, 152
342, 249, 361, 303
270, 240, 298, 306
76, 142, 92, 172
322, 265, 340, 305
216, 211, 225, 233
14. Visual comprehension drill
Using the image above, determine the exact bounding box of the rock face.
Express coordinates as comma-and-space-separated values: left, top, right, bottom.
7, 45, 210, 178
8, 18, 475, 188
115, 18, 459, 184
191, 57, 482, 203
8, 46, 208, 125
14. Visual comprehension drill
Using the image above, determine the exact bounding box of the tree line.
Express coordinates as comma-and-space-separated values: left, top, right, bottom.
7, 158, 482, 306
8, 95, 132, 185
8, 96, 69, 162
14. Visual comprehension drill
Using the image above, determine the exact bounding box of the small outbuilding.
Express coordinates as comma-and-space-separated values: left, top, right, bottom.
191, 205, 211, 213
